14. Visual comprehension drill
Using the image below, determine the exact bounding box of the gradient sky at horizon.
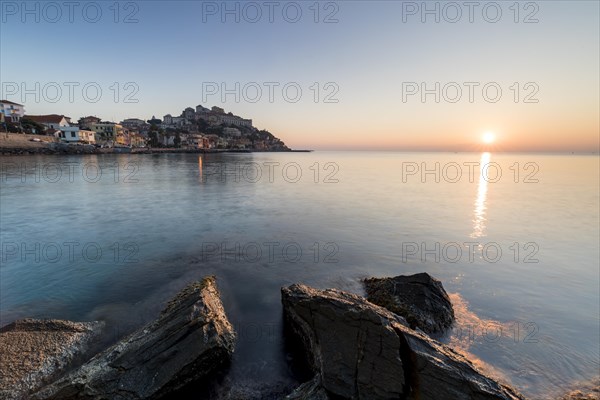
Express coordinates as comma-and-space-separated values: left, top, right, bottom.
1, 0, 598, 151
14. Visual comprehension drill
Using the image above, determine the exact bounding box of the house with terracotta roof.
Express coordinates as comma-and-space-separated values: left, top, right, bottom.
25, 114, 80, 142
0, 100, 25, 122
24, 114, 70, 130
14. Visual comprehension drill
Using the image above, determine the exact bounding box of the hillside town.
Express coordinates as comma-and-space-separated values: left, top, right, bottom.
0, 100, 290, 151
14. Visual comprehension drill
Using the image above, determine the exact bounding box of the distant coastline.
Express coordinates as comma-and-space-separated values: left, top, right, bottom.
0, 133, 311, 156
0, 147, 313, 156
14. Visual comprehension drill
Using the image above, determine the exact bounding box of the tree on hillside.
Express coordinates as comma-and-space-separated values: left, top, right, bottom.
196, 119, 209, 131
148, 131, 159, 147
147, 124, 162, 148
147, 116, 161, 125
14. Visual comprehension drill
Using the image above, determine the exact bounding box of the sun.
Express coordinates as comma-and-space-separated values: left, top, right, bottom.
482, 132, 496, 144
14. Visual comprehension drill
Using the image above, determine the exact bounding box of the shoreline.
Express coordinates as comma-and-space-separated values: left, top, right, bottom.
0, 146, 313, 156
0, 133, 312, 156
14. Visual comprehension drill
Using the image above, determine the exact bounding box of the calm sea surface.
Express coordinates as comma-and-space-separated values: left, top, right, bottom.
1, 152, 598, 398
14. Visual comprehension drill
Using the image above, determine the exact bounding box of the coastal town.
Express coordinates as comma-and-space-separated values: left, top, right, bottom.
0, 100, 290, 152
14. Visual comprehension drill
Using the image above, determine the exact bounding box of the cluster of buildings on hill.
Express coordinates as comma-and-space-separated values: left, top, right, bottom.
0, 100, 288, 151
164, 105, 253, 130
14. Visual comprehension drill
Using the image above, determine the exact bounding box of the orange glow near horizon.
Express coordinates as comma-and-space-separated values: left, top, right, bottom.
262, 114, 600, 154
272, 113, 599, 152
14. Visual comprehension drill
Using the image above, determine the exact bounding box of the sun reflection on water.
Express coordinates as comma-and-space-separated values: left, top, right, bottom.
471, 152, 491, 238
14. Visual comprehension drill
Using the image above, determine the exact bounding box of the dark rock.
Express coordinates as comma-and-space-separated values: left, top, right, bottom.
363, 272, 454, 334
559, 380, 600, 400
282, 284, 409, 399
33, 276, 235, 400
282, 284, 525, 400
0, 319, 104, 400
285, 376, 330, 400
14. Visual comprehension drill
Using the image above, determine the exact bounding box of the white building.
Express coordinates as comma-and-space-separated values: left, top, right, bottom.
183, 107, 195, 120
54, 126, 80, 142
223, 127, 241, 137
220, 114, 252, 128
161, 133, 176, 146
163, 114, 185, 126
0, 100, 25, 122
193, 106, 252, 128
181, 133, 205, 149
121, 118, 146, 128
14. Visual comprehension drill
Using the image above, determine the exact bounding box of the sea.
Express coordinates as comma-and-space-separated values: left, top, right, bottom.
0, 151, 598, 398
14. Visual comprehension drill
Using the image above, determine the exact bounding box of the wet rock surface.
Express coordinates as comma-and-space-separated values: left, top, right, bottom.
285, 376, 330, 400
282, 283, 525, 400
0, 319, 103, 400
363, 272, 455, 334
32, 276, 235, 400
559, 380, 600, 400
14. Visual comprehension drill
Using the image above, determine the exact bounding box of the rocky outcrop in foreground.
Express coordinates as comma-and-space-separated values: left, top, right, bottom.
560, 381, 600, 400
282, 284, 525, 400
32, 276, 235, 400
0, 319, 103, 400
363, 272, 454, 334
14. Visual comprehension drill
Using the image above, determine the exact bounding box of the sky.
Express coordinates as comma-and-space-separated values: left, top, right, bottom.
1, 0, 598, 151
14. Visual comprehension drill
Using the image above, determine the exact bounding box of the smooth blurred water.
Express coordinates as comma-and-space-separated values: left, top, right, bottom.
0, 152, 598, 398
